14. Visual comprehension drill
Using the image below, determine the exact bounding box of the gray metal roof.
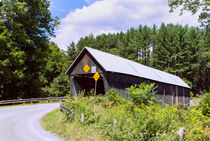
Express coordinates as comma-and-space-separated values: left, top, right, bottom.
67, 47, 190, 88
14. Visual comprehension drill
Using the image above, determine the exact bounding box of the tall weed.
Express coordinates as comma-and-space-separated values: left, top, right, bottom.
63, 90, 209, 141
127, 83, 158, 106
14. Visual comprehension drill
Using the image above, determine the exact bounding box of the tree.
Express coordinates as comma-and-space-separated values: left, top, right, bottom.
44, 42, 68, 86
42, 73, 70, 97
0, 29, 26, 99
42, 42, 70, 97
66, 42, 79, 66
77, 34, 96, 51
168, 0, 210, 26
137, 25, 152, 65
153, 23, 171, 71
65, 23, 209, 94
0, 0, 57, 99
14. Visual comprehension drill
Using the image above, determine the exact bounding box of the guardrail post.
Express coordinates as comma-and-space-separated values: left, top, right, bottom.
81, 113, 84, 122
178, 127, 185, 141
113, 119, 117, 131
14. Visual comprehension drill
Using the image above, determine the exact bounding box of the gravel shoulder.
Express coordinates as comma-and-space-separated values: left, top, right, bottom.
0, 103, 62, 141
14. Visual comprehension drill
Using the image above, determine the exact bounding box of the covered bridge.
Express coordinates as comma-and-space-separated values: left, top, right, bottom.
65, 47, 191, 106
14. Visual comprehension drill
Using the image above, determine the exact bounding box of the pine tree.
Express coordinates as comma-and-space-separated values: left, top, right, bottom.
68, 23, 209, 94
66, 42, 78, 65
153, 23, 171, 71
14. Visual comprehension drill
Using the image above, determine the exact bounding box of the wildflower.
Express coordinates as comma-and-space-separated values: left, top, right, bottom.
196, 93, 199, 97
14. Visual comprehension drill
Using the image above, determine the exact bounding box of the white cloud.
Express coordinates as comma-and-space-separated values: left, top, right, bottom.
84, 0, 99, 4
84, 0, 91, 4
52, 0, 200, 50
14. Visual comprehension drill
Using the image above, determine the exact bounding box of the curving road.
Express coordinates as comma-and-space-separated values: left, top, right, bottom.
0, 103, 62, 141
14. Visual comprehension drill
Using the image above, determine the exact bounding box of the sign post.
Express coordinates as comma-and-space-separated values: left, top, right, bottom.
93, 72, 100, 96
94, 81, 97, 96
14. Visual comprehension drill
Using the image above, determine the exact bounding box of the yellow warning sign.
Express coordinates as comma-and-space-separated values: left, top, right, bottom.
93, 72, 100, 81
83, 64, 90, 73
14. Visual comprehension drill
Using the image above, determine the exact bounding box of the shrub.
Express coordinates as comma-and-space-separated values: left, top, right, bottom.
42, 73, 70, 97
127, 83, 158, 106
199, 92, 210, 117
106, 88, 125, 105
61, 89, 210, 141
86, 88, 95, 97
64, 96, 94, 125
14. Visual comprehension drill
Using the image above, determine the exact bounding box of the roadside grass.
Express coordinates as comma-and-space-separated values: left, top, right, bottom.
42, 95, 209, 141
0, 100, 60, 108
41, 108, 109, 141
40, 91, 210, 141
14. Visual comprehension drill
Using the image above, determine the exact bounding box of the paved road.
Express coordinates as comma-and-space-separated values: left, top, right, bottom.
0, 103, 62, 141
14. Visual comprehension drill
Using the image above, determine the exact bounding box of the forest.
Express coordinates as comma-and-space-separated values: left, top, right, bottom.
0, 0, 209, 100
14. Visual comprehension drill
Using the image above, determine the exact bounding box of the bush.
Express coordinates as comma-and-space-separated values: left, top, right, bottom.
199, 92, 210, 117
61, 89, 210, 141
106, 88, 126, 105
42, 73, 70, 97
127, 83, 158, 106
64, 96, 94, 125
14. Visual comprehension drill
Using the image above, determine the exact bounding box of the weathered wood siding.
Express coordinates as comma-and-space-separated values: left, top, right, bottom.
105, 72, 190, 106
71, 53, 103, 75
69, 75, 82, 97
68, 51, 109, 96
106, 72, 143, 99
67, 51, 190, 106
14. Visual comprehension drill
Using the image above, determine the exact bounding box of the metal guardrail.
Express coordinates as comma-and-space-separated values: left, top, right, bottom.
0, 97, 64, 105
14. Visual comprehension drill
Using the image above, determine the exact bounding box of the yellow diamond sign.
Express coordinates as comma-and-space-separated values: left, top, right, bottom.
83, 64, 90, 73
93, 72, 100, 81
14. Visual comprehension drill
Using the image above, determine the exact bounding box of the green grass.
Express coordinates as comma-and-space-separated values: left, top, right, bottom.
40, 91, 210, 141
41, 108, 109, 141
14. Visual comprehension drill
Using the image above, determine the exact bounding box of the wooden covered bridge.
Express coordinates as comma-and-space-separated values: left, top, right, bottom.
65, 47, 191, 106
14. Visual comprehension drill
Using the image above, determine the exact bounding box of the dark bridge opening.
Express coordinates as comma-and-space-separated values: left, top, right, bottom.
74, 74, 105, 96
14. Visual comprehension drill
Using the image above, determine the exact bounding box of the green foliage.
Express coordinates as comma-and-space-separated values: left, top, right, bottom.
62, 93, 210, 141
106, 88, 125, 105
127, 83, 158, 106
0, 29, 27, 99
64, 96, 95, 125
183, 78, 192, 88
42, 73, 70, 97
44, 42, 68, 85
66, 42, 78, 66
66, 24, 209, 94
206, 49, 210, 68
41, 109, 109, 141
199, 92, 210, 117
40, 42, 69, 97
0, 0, 57, 99
86, 89, 95, 97
0, 0, 208, 101
168, 0, 210, 26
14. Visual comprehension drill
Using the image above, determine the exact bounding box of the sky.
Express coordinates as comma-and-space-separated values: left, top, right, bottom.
49, 0, 200, 50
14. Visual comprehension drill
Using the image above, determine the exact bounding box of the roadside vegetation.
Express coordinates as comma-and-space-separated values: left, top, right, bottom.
41, 84, 210, 141
41, 109, 109, 141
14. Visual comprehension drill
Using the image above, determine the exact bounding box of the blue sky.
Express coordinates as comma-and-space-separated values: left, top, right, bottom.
49, 0, 200, 50
49, 0, 100, 19
49, 0, 88, 19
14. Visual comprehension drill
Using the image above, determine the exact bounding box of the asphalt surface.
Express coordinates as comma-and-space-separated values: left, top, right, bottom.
0, 103, 62, 141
